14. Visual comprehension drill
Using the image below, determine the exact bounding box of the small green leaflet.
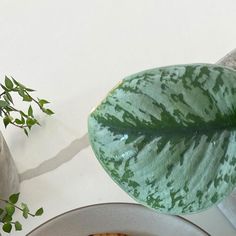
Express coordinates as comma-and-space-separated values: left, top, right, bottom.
21, 203, 29, 219
5, 76, 14, 90
0, 100, 9, 108
2, 223, 12, 233
88, 64, 236, 214
15, 221, 22, 231
35, 207, 44, 216
5, 204, 15, 217
9, 193, 20, 204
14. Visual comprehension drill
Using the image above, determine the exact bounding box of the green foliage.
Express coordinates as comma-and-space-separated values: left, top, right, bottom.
9, 193, 20, 204
14, 221, 22, 231
0, 76, 50, 234
0, 76, 54, 135
35, 207, 44, 216
21, 203, 30, 219
0, 193, 43, 233
88, 64, 236, 214
2, 223, 12, 233
4, 76, 13, 90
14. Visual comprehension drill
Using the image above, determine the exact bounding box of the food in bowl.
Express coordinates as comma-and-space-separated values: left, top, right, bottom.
90, 234, 128, 236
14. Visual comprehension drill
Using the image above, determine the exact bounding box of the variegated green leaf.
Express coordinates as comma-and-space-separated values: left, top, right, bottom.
88, 64, 236, 214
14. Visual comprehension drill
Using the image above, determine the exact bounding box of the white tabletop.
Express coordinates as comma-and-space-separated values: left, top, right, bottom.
0, 1, 236, 235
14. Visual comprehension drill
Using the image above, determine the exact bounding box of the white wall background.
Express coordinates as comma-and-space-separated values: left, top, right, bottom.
0, 0, 236, 235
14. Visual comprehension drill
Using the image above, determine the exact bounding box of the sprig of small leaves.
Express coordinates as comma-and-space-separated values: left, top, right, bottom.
0, 76, 51, 234
0, 76, 54, 135
0, 193, 43, 233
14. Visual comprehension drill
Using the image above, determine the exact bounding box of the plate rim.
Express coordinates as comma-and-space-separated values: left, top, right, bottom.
27, 202, 210, 236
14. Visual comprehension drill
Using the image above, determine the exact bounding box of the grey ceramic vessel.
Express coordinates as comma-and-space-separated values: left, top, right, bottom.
0, 132, 19, 206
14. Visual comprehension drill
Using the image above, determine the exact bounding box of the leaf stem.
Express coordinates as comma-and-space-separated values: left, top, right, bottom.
0, 91, 6, 97
1, 110, 27, 129
0, 198, 35, 217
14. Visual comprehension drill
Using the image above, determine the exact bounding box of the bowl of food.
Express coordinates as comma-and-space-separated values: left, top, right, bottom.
27, 203, 209, 236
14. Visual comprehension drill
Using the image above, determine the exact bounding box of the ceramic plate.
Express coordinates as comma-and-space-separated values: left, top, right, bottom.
27, 203, 209, 236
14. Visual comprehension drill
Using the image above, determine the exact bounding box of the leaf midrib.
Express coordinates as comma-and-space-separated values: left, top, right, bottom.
93, 113, 236, 138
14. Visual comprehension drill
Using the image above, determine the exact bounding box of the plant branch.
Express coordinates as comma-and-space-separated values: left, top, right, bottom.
0, 198, 35, 218
0, 91, 6, 97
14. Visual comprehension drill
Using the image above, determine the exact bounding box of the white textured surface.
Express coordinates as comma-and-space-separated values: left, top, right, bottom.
0, 0, 236, 235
